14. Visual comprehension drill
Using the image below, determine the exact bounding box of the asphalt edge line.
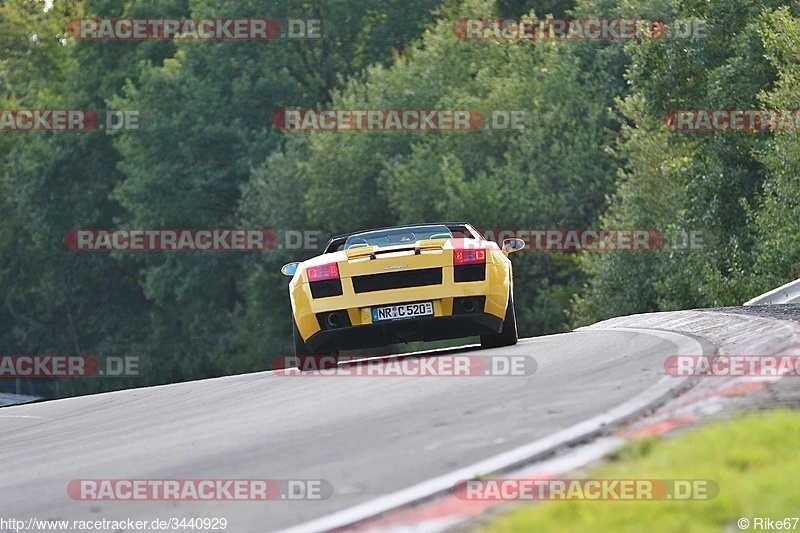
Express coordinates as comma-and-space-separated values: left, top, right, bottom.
277, 328, 706, 533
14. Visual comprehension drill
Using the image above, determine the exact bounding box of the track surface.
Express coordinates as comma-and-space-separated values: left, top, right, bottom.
0, 329, 688, 531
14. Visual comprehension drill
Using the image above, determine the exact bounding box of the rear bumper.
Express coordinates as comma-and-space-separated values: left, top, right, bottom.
305, 312, 503, 353
290, 261, 512, 344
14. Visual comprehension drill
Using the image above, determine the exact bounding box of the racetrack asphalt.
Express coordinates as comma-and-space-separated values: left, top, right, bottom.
0, 328, 701, 531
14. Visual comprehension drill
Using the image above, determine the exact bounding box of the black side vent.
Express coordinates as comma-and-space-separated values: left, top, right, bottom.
454, 264, 486, 282
310, 280, 343, 298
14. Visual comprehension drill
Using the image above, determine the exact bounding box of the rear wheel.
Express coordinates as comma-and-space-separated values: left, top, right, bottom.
292, 320, 339, 357
292, 320, 312, 356
480, 291, 518, 349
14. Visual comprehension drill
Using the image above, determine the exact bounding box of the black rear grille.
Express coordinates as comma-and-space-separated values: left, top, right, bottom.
352, 267, 442, 293
310, 280, 343, 298
454, 264, 486, 282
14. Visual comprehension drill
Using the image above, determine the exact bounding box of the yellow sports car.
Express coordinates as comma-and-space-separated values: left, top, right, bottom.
280, 222, 524, 355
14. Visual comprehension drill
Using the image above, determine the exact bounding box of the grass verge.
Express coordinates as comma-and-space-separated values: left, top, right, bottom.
482, 410, 800, 532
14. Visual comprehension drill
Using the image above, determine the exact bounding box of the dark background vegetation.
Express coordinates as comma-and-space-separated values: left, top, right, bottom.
1, 0, 798, 397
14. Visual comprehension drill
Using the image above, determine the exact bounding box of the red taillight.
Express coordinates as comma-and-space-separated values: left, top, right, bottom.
306, 262, 340, 282
454, 248, 486, 265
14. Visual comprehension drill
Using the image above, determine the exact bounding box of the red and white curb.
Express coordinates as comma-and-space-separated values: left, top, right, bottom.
348, 437, 625, 533
590, 311, 800, 439
280, 311, 800, 533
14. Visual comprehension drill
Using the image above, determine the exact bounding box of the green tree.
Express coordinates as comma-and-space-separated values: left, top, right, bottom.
109, 0, 444, 378
572, 0, 799, 324
750, 7, 800, 291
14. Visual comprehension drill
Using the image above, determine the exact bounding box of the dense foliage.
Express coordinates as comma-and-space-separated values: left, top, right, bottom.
1, 0, 798, 396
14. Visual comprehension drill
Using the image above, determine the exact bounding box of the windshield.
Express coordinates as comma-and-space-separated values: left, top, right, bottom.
343, 225, 453, 249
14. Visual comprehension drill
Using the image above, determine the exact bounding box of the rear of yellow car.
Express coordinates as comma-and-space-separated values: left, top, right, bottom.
283, 227, 522, 354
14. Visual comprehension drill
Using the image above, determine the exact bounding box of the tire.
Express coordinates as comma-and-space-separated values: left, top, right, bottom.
292, 319, 339, 357
480, 290, 518, 349
292, 319, 312, 356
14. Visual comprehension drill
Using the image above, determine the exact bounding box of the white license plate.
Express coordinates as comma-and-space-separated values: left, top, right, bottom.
372, 301, 434, 322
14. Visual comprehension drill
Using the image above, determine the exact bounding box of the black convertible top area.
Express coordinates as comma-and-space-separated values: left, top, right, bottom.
323, 222, 482, 254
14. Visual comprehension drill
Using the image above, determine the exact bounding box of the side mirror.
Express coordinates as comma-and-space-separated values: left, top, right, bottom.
502, 238, 525, 254
281, 262, 299, 276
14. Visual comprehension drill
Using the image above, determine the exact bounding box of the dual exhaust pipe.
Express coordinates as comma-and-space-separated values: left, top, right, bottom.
461, 297, 478, 314
325, 311, 346, 329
